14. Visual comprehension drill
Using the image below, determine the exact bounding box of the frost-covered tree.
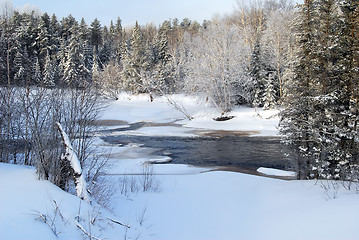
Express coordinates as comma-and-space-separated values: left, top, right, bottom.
279, 0, 320, 179
32, 56, 42, 84
90, 18, 102, 54
152, 22, 175, 93
95, 61, 123, 99
121, 21, 149, 93
43, 51, 55, 87
185, 21, 251, 114
263, 72, 277, 110
62, 24, 90, 87
262, 7, 295, 101
13, 47, 30, 84
250, 40, 267, 107
280, 0, 359, 180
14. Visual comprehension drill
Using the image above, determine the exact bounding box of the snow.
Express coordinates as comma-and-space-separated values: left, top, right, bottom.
100, 92, 280, 137
257, 167, 297, 177
0, 163, 120, 240
2, 93, 359, 240
56, 122, 82, 174
56, 122, 89, 202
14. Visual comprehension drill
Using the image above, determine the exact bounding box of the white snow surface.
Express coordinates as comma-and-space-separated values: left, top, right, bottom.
257, 167, 297, 177
100, 92, 280, 136
2, 93, 359, 240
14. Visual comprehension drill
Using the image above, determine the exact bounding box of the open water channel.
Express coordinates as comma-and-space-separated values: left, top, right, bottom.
100, 121, 295, 173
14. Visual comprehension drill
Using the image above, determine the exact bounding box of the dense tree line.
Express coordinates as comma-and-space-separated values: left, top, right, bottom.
1, 1, 295, 110
280, 0, 359, 181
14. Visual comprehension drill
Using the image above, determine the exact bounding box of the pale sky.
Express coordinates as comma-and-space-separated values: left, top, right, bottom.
10, 0, 237, 27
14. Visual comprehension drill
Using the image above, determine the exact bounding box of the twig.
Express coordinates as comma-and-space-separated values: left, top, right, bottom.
32, 212, 60, 238
107, 217, 131, 229
76, 221, 103, 240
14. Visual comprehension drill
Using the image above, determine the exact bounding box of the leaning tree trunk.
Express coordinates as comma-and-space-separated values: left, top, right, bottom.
56, 122, 90, 203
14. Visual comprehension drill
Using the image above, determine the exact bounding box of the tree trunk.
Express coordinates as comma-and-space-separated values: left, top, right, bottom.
56, 122, 90, 203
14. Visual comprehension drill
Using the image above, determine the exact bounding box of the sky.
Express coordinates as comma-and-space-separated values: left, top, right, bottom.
9, 0, 237, 27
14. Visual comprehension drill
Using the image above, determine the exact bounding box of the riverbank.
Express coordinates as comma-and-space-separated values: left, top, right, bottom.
100, 92, 280, 137
2, 93, 359, 240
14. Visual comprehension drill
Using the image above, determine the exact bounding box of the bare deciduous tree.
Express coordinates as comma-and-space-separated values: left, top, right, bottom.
184, 21, 252, 115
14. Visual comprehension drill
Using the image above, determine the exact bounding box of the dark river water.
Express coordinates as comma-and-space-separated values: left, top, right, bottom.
102, 134, 294, 171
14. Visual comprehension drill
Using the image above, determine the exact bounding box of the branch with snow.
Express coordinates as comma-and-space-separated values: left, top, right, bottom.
56, 122, 90, 203
76, 221, 103, 240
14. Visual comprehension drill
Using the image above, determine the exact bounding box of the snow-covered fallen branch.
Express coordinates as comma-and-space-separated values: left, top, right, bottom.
56, 122, 90, 203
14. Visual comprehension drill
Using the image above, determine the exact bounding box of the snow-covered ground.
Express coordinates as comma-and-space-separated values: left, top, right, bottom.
101, 93, 280, 136
1, 93, 359, 240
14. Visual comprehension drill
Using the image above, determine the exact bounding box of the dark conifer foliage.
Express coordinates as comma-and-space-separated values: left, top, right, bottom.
280, 0, 359, 181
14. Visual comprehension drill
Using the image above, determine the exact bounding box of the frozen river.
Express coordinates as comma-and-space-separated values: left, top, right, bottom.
101, 125, 293, 172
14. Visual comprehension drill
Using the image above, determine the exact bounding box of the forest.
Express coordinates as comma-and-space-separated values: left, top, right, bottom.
0, 0, 358, 193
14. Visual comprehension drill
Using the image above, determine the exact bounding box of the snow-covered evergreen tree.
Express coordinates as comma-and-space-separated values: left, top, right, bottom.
153, 22, 174, 93
250, 40, 267, 107
279, 0, 320, 179
43, 51, 55, 87
263, 72, 277, 110
121, 21, 149, 93
32, 56, 42, 84
90, 18, 102, 54
63, 24, 90, 87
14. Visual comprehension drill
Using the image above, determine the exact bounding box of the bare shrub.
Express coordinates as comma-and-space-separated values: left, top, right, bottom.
319, 180, 339, 200
118, 164, 161, 196
139, 164, 161, 192
94, 61, 123, 100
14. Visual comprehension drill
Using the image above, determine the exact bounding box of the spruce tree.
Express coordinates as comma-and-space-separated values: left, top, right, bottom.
153, 22, 174, 93
250, 40, 267, 107
90, 18, 102, 54
263, 72, 277, 110
279, 0, 320, 179
122, 21, 148, 93
43, 51, 55, 87
63, 24, 89, 87
32, 56, 42, 84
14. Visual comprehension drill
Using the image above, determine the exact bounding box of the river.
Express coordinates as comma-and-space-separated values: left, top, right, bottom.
101, 121, 294, 172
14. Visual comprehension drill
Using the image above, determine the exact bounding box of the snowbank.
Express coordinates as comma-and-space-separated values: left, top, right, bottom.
100, 93, 280, 136
257, 167, 297, 177
0, 163, 124, 240
3, 94, 359, 240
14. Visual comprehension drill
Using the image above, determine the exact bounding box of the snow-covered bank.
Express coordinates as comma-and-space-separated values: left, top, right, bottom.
100, 93, 280, 137
2, 162, 359, 240
2, 93, 359, 240
0, 163, 123, 240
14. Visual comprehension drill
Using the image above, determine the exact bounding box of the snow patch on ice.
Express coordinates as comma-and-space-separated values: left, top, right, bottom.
257, 167, 296, 177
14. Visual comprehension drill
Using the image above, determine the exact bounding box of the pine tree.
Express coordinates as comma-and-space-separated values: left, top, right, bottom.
90, 18, 102, 54
279, 0, 320, 179
250, 40, 267, 107
63, 24, 89, 87
99, 26, 112, 65
153, 22, 174, 93
115, 17, 123, 63
43, 51, 55, 87
263, 72, 277, 110
79, 18, 93, 78
32, 56, 42, 84
91, 51, 101, 88
121, 21, 148, 93
37, 13, 51, 64
13, 47, 30, 85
